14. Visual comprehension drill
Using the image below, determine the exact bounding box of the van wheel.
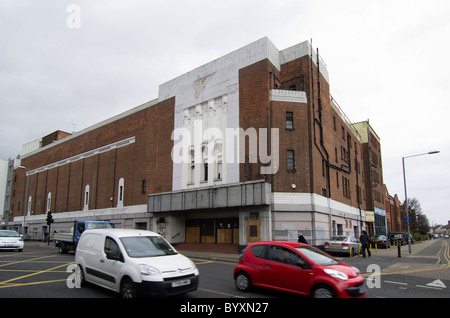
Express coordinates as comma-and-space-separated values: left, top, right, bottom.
235, 272, 252, 292
120, 278, 137, 298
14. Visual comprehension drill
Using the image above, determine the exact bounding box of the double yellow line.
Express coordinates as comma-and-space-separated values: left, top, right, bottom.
439, 239, 450, 266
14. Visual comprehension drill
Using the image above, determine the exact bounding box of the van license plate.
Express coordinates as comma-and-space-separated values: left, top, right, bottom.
172, 279, 190, 287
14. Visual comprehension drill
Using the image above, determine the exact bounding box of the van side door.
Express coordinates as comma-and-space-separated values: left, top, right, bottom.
99, 236, 125, 291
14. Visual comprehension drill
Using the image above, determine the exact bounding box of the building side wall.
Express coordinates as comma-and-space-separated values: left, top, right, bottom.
10, 98, 175, 219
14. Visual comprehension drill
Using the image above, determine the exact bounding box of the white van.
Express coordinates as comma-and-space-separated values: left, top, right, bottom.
75, 228, 199, 298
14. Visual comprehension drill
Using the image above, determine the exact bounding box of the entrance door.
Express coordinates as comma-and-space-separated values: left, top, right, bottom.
247, 219, 260, 243
216, 218, 238, 244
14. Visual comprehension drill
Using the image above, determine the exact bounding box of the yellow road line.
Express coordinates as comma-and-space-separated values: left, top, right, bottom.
0, 255, 61, 268
0, 278, 68, 289
0, 261, 74, 287
0, 269, 68, 273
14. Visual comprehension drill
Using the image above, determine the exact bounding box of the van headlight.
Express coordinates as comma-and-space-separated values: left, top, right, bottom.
139, 264, 161, 276
324, 269, 348, 281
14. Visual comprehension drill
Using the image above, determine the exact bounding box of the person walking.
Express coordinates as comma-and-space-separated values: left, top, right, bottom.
359, 230, 371, 258
297, 232, 308, 244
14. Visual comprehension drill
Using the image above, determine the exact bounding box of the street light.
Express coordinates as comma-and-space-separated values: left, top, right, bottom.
402, 151, 440, 254
17, 166, 30, 236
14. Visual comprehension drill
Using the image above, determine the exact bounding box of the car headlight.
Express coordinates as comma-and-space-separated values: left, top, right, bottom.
139, 264, 161, 276
324, 268, 348, 281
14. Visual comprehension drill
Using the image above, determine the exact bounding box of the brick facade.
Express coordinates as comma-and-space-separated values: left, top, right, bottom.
10, 98, 174, 221
9, 38, 389, 245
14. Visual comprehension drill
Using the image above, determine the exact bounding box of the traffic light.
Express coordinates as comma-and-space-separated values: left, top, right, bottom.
46, 211, 54, 225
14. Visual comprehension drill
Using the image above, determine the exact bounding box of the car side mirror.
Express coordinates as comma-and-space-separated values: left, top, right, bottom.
296, 259, 311, 269
106, 251, 123, 262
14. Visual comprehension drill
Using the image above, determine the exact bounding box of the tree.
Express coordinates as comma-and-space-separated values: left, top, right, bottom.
404, 198, 430, 234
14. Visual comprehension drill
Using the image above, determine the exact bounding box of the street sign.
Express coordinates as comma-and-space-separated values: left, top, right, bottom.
405, 216, 411, 223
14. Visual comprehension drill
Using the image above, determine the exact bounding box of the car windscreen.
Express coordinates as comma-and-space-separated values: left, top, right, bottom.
120, 236, 177, 258
0, 231, 20, 237
295, 246, 340, 266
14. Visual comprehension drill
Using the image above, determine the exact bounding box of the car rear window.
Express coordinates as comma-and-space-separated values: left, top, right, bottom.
250, 245, 266, 258
329, 237, 347, 241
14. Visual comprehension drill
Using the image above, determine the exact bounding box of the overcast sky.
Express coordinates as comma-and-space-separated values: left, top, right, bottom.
1, 0, 449, 225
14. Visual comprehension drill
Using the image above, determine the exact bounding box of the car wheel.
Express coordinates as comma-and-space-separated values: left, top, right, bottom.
235, 272, 252, 292
120, 278, 137, 298
312, 285, 336, 298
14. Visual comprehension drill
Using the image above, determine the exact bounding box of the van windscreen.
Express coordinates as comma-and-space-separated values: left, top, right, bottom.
120, 236, 177, 258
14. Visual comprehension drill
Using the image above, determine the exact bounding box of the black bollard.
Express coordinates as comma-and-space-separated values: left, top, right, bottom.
397, 240, 401, 257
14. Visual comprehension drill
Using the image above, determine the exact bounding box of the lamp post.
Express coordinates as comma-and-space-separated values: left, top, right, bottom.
17, 166, 30, 236
402, 151, 439, 254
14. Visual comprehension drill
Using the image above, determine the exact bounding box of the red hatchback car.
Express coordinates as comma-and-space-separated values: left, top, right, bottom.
233, 241, 366, 298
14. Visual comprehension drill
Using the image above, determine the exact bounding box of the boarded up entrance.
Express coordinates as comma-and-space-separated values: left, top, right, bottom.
185, 218, 238, 244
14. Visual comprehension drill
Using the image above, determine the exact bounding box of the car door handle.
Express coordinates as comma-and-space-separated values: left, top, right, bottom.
266, 263, 270, 267
100, 259, 105, 263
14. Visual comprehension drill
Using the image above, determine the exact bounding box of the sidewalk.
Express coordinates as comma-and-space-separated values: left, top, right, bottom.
364, 239, 439, 259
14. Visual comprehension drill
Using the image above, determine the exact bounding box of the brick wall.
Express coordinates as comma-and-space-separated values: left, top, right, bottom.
10, 97, 175, 217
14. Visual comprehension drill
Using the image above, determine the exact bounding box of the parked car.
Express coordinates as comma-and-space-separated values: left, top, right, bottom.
370, 235, 389, 249
233, 241, 366, 298
0, 230, 24, 252
388, 232, 405, 245
324, 236, 361, 255
404, 233, 414, 244
75, 228, 199, 298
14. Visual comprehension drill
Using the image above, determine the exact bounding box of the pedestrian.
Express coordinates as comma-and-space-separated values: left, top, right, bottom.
359, 230, 371, 258
298, 232, 308, 244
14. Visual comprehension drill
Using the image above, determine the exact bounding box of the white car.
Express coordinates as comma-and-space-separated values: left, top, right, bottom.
324, 236, 361, 255
75, 228, 199, 298
0, 230, 24, 252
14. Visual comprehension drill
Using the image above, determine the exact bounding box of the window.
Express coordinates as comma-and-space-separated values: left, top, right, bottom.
117, 178, 124, 208
202, 144, 208, 182
250, 245, 266, 258
46, 192, 51, 213
286, 112, 293, 129
337, 224, 343, 236
105, 236, 123, 261
287, 150, 295, 171
268, 246, 305, 266
83, 185, 89, 211
188, 147, 195, 185
141, 180, 147, 194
